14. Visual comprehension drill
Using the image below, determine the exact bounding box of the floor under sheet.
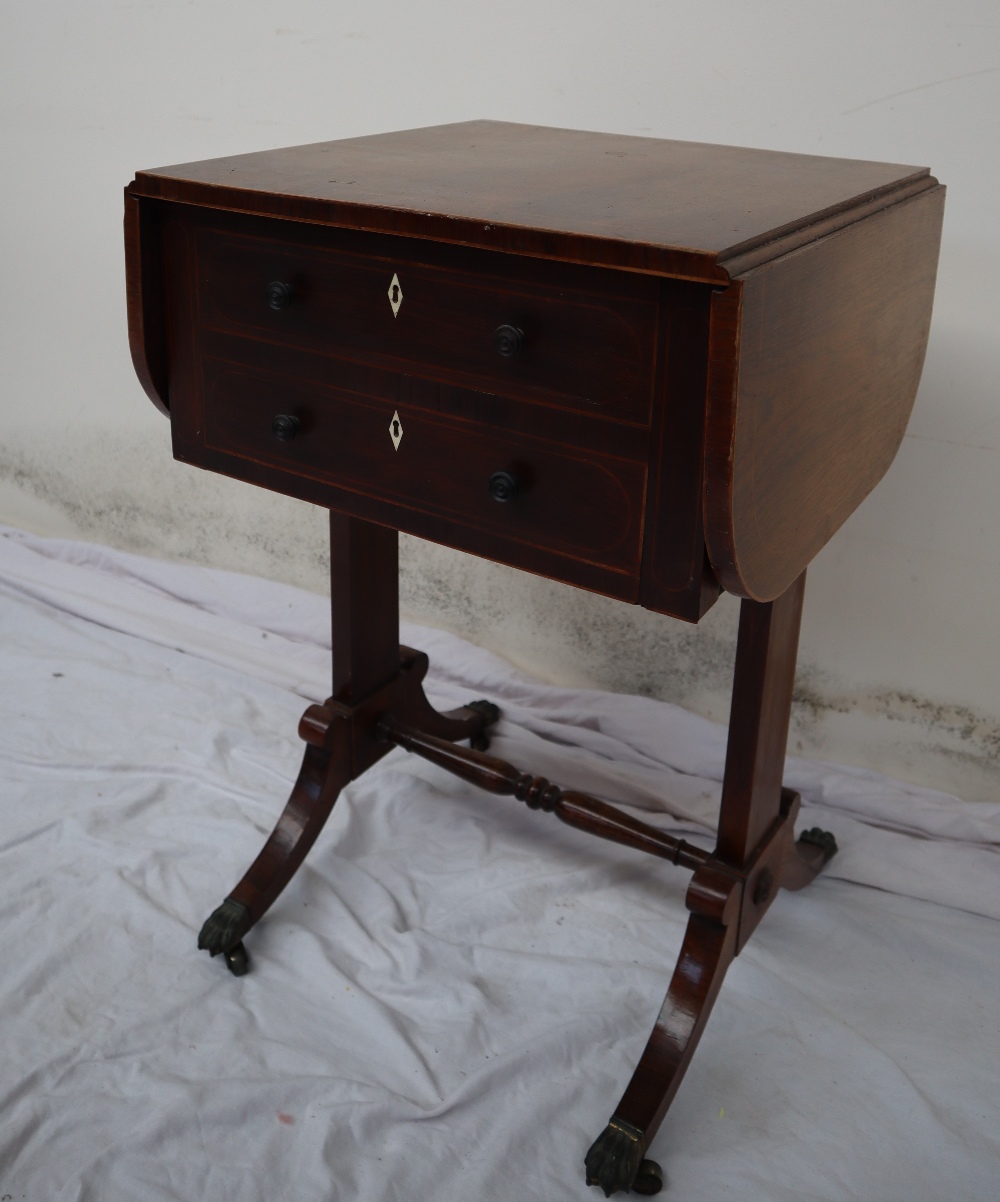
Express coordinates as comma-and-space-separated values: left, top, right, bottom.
0, 525, 997, 1202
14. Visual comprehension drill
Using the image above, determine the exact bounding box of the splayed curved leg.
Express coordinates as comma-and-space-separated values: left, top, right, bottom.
587, 577, 814, 1193
196, 676, 498, 975
583, 796, 840, 1193
198, 516, 501, 974
585, 865, 741, 1196
394, 646, 500, 749
198, 712, 352, 970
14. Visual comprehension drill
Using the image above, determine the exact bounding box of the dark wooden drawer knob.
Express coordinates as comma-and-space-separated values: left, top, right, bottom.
271, 413, 300, 441
494, 324, 525, 358
266, 280, 292, 311
489, 470, 520, 503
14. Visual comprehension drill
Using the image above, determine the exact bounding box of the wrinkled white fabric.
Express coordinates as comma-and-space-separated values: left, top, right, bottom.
0, 525, 996, 1202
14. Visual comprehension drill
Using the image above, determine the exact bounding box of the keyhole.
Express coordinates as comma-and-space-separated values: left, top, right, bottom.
392, 420, 400, 438
392, 285, 399, 303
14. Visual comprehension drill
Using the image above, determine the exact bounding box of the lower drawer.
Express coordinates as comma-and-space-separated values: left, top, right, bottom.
201, 358, 646, 577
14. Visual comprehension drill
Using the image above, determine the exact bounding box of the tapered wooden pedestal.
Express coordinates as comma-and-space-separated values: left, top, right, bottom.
196, 513, 835, 1196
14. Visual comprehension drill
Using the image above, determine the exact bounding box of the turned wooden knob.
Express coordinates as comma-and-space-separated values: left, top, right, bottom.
488, 470, 520, 503
271, 414, 300, 442
493, 324, 524, 357
266, 280, 292, 310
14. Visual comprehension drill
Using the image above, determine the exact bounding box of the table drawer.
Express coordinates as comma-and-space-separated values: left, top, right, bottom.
195, 225, 658, 426
201, 359, 645, 574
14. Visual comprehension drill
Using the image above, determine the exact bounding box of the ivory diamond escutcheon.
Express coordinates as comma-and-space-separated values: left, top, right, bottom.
389, 410, 403, 451
387, 272, 403, 317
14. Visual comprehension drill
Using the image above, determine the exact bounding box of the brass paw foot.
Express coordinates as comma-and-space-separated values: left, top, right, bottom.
466, 699, 501, 751
585, 1118, 657, 1196
197, 897, 252, 963
798, 827, 838, 863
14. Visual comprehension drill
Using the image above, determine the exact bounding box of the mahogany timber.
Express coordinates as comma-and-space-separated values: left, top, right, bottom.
715, 573, 806, 867
627, 584, 807, 1133
124, 193, 168, 418
583, 788, 826, 1195
126, 121, 943, 613
705, 186, 945, 600
329, 512, 398, 704
196, 211, 659, 422
204, 363, 645, 576
124, 123, 943, 1195
379, 715, 712, 871
203, 512, 499, 947
128, 120, 931, 281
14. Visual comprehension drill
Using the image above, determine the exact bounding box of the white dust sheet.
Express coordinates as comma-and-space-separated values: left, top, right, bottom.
0, 525, 997, 1202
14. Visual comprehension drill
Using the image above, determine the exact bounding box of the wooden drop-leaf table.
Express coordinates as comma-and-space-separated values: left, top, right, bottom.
125, 121, 943, 1196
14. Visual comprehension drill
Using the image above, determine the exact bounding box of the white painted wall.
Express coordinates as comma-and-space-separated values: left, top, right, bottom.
2, 1, 998, 800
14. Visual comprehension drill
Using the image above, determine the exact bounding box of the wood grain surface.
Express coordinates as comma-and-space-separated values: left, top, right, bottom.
129, 120, 931, 280
127, 123, 944, 617
194, 212, 659, 424
127, 125, 939, 1191
704, 185, 945, 601
123, 193, 169, 415
201, 357, 647, 575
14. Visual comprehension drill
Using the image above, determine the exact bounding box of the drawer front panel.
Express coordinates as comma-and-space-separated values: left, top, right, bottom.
202, 359, 645, 573
195, 327, 652, 464
196, 227, 658, 425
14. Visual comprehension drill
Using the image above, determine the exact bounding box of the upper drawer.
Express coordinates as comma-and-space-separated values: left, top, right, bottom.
194, 223, 659, 425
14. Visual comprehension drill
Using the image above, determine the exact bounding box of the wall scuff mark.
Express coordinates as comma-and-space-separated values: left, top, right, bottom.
2, 426, 996, 804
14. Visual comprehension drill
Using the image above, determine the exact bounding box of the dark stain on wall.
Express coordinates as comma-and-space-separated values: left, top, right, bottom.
3, 428, 997, 797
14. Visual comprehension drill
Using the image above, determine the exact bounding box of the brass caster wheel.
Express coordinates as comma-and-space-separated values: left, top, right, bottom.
224, 941, 249, 977
632, 1159, 664, 1196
